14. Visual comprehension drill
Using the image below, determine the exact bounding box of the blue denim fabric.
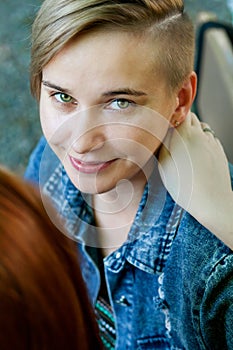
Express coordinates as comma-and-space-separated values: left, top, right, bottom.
25, 136, 233, 350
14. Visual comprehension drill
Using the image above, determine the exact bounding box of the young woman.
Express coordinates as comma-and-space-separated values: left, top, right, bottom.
25, 0, 233, 348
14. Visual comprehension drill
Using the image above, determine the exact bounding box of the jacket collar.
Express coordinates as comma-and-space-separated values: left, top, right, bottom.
43, 163, 183, 274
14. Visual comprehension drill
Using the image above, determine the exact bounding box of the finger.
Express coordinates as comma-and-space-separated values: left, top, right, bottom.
200, 118, 217, 137
177, 111, 192, 132
214, 137, 228, 155
201, 123, 216, 137
184, 111, 192, 127
190, 112, 202, 129
172, 116, 189, 140
176, 111, 199, 134
162, 127, 174, 150
158, 145, 173, 190
201, 122, 211, 130
158, 143, 171, 163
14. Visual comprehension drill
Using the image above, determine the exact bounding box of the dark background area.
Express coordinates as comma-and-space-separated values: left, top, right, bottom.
0, 0, 232, 174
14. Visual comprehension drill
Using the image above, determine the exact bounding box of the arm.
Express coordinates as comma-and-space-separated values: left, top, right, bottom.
200, 254, 233, 349
158, 112, 233, 249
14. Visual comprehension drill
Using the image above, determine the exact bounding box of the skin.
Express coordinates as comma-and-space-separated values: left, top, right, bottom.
40, 30, 196, 254
159, 112, 233, 249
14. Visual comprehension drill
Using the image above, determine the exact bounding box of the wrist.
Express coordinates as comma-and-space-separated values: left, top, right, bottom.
198, 193, 233, 249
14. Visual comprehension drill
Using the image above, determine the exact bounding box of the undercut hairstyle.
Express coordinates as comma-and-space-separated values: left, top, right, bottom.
30, 0, 195, 100
0, 167, 102, 350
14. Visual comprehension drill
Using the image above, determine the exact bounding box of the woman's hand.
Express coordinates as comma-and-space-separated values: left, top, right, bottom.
158, 112, 233, 249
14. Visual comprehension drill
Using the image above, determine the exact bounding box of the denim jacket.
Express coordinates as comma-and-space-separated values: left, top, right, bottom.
25, 137, 233, 350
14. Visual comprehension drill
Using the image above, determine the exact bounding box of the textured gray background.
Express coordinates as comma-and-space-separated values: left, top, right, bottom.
0, 0, 232, 174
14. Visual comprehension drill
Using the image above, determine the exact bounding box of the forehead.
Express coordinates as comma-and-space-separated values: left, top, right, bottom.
43, 30, 163, 88
55, 29, 155, 59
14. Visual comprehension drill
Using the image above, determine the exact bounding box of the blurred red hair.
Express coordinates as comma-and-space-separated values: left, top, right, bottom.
0, 166, 102, 349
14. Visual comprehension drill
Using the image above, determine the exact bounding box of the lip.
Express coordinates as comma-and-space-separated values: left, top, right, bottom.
69, 156, 117, 174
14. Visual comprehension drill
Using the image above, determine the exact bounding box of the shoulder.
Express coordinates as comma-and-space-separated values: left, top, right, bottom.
177, 211, 232, 265
164, 210, 233, 341
199, 251, 233, 347
165, 208, 233, 291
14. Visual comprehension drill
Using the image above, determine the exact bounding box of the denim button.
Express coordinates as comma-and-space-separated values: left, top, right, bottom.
158, 286, 165, 299
115, 295, 130, 306
158, 272, 164, 285
115, 252, 121, 259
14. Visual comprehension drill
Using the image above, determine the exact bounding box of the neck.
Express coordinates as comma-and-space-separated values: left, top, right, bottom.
93, 157, 155, 221
91, 160, 155, 257
93, 170, 147, 225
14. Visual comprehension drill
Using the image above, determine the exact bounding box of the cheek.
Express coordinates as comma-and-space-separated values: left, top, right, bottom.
40, 111, 54, 141
39, 99, 70, 147
129, 127, 164, 152
111, 130, 160, 168
39, 96, 55, 140
130, 107, 172, 148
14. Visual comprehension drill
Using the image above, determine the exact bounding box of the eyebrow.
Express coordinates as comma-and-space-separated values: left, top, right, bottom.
42, 80, 73, 95
42, 80, 147, 98
102, 88, 147, 97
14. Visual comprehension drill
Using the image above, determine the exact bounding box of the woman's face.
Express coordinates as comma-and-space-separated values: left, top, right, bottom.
40, 30, 178, 194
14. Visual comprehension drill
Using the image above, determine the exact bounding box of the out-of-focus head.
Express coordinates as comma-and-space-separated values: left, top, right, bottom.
0, 166, 102, 349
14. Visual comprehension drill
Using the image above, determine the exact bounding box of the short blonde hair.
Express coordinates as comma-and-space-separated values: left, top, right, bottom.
30, 0, 195, 100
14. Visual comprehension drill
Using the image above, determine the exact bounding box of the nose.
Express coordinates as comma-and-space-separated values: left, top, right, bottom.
69, 108, 106, 154
71, 127, 106, 154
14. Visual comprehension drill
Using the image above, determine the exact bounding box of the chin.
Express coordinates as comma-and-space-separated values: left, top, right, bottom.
67, 173, 115, 195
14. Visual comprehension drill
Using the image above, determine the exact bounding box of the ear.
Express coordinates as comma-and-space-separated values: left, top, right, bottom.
171, 71, 197, 127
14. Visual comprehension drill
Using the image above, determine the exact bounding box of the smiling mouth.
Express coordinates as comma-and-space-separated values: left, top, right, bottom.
69, 156, 117, 174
